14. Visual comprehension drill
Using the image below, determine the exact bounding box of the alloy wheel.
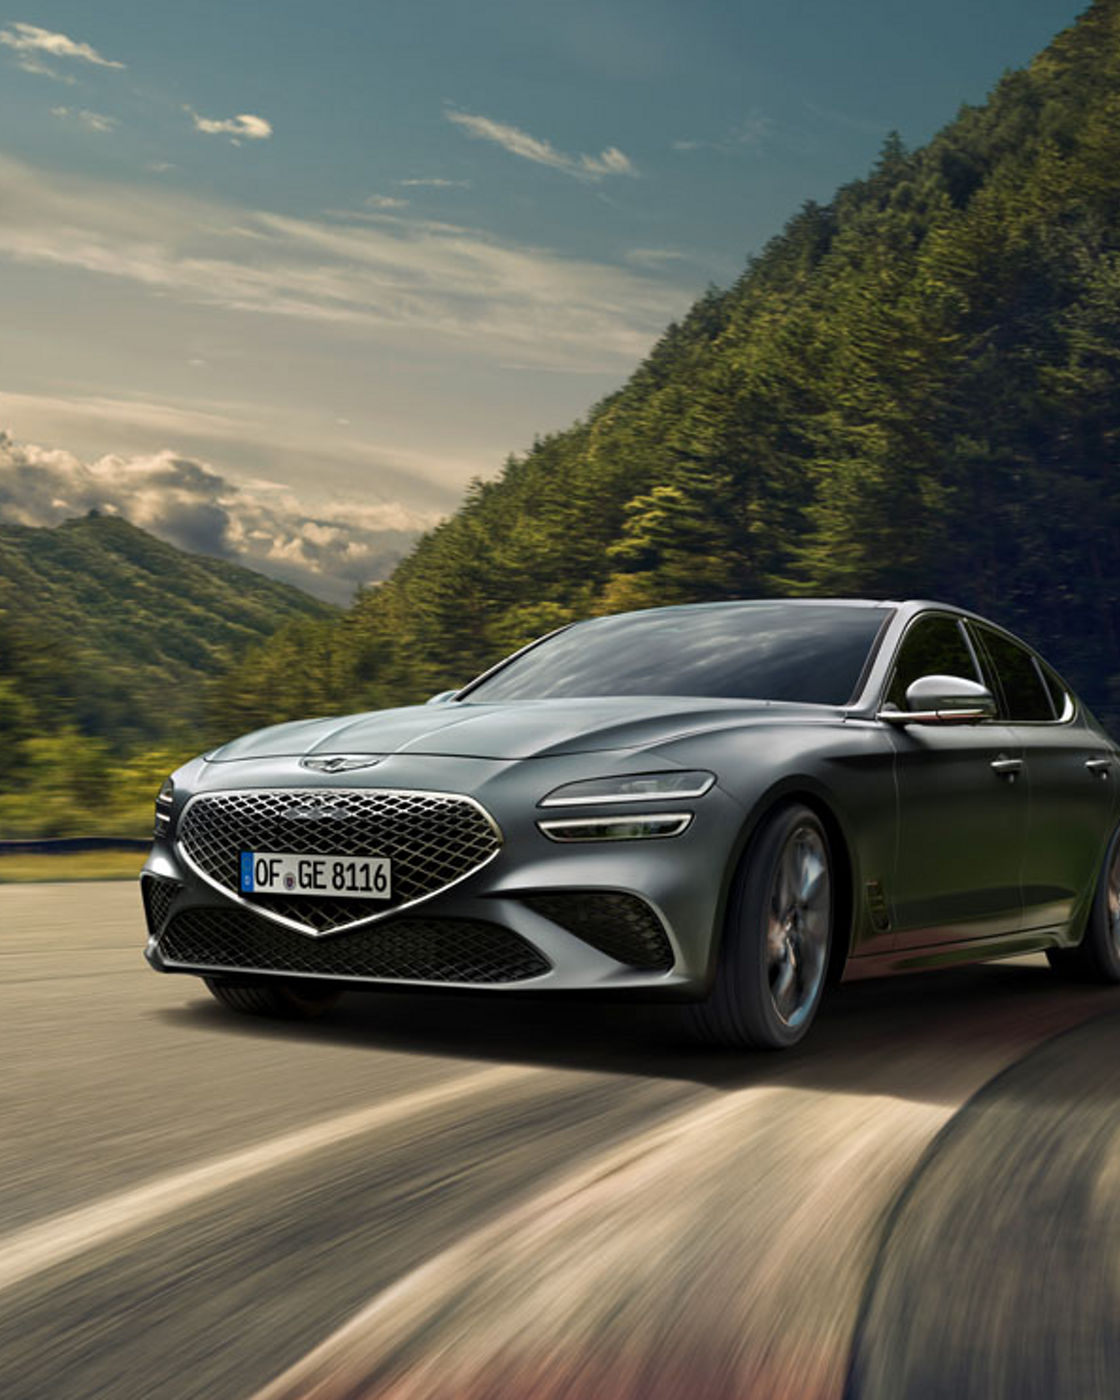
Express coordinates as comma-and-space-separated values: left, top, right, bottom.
765, 824, 831, 1029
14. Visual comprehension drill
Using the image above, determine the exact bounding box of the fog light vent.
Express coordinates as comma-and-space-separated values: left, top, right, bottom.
520, 891, 674, 972
141, 875, 181, 936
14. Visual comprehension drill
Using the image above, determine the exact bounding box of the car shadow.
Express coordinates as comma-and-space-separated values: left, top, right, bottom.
155, 957, 1120, 1104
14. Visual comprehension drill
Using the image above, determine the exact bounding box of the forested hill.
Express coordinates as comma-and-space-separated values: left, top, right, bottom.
213, 0, 1120, 734
0, 513, 335, 746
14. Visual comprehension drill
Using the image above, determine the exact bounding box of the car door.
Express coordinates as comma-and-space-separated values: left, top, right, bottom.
884, 613, 1028, 948
970, 624, 1118, 935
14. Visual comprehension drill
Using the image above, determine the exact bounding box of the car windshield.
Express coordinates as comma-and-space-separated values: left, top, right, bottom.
462, 603, 891, 705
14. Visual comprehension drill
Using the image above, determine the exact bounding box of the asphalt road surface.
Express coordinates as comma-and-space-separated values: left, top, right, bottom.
2, 882, 1119, 1400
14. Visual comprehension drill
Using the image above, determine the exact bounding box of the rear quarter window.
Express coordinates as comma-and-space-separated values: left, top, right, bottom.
1039, 662, 1073, 721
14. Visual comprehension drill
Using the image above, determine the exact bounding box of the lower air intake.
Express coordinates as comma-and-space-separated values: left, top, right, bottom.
159, 907, 550, 984
141, 875, 182, 936
520, 891, 674, 971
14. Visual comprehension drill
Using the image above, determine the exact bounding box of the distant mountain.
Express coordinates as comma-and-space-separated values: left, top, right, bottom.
212, 0, 1120, 735
0, 512, 335, 746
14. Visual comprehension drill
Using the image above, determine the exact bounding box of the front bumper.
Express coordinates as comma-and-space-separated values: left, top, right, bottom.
142, 754, 747, 997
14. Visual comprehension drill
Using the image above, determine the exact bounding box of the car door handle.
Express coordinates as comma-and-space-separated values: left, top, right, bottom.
990, 758, 1023, 775
1086, 758, 1112, 775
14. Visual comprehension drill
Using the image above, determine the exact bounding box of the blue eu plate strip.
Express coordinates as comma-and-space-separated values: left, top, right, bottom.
240, 852, 254, 892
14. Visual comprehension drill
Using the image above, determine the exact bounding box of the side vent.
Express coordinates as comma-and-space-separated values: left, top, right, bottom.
865, 879, 891, 933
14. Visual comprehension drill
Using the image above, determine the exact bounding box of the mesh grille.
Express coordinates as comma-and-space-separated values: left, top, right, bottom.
177, 788, 501, 934
521, 891, 674, 971
141, 875, 182, 936
159, 907, 549, 984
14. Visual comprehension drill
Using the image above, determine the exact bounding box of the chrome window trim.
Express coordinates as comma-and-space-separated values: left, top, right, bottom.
877, 610, 992, 720
966, 621, 1077, 727
175, 787, 504, 939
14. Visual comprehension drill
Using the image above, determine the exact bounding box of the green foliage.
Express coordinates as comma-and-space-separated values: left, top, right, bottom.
0, 513, 334, 744
0, 515, 335, 835
211, 0, 1120, 735
0, 731, 187, 839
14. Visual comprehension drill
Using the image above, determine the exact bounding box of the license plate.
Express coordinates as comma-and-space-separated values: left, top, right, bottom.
240, 852, 391, 900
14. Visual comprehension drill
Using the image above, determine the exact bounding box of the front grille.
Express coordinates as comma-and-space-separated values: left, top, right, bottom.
141, 875, 182, 936
177, 788, 501, 935
159, 907, 549, 984
520, 891, 674, 971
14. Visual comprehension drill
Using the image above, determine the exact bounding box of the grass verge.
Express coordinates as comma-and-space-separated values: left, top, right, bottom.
0, 851, 147, 883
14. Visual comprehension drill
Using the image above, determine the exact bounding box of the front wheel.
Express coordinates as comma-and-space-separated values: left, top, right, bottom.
1046, 827, 1120, 984
692, 803, 833, 1050
204, 977, 344, 1019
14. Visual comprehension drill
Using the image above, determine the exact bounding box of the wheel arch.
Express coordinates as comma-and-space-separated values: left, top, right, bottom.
709, 778, 857, 989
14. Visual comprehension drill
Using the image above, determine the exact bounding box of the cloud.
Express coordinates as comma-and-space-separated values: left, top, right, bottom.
51, 107, 118, 134
624, 247, 689, 269
0, 22, 123, 69
398, 178, 471, 189
0, 155, 686, 370
0, 388, 475, 510
672, 114, 775, 154
189, 110, 273, 142
365, 194, 410, 210
803, 100, 888, 138
445, 109, 636, 181
12, 54, 73, 82
0, 430, 435, 603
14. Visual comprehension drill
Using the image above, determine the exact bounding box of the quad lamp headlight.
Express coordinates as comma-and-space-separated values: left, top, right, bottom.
538, 770, 715, 807
538, 812, 693, 842
154, 776, 174, 837
536, 770, 713, 842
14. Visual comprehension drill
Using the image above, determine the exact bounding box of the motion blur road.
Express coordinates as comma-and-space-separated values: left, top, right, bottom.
1, 883, 1119, 1400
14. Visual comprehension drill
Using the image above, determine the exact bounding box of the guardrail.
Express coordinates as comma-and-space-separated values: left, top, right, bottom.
0, 837, 151, 855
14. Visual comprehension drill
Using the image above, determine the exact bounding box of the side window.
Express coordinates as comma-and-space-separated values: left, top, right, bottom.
885, 616, 980, 709
976, 628, 1055, 721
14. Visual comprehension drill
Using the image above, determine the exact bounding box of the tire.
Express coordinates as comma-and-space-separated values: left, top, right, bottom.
692, 803, 833, 1050
204, 977, 344, 1019
1046, 826, 1120, 984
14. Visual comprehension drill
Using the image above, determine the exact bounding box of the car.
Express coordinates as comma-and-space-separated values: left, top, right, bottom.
141, 598, 1120, 1048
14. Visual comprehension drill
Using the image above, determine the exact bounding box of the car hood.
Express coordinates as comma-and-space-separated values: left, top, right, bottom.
207, 696, 835, 764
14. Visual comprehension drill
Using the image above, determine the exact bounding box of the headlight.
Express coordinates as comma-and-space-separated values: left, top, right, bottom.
154, 776, 174, 838
538, 770, 715, 807
538, 813, 693, 842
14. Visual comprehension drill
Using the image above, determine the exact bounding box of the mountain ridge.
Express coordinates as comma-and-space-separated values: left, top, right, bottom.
0, 511, 335, 746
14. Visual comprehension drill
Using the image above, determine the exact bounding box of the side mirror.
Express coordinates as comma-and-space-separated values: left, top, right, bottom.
426, 689, 460, 705
879, 674, 997, 725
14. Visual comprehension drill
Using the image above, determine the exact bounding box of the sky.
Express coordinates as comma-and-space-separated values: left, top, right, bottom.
0, 0, 1089, 601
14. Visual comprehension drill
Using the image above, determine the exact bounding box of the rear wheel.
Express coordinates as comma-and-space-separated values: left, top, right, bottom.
204, 977, 344, 1019
1046, 827, 1120, 984
692, 803, 833, 1050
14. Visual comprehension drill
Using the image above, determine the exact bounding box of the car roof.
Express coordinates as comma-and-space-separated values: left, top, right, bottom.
594, 598, 1011, 624
587, 598, 900, 622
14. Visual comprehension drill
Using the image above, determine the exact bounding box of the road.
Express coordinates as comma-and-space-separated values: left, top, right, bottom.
1, 882, 1119, 1400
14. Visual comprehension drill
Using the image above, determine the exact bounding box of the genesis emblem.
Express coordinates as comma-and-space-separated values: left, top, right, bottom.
284, 797, 350, 821
300, 754, 383, 773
